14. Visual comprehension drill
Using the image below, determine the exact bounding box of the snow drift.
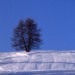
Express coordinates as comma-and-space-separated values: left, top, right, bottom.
0, 50, 75, 72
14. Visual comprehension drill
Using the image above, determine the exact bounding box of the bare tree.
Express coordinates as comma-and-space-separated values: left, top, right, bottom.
12, 18, 42, 52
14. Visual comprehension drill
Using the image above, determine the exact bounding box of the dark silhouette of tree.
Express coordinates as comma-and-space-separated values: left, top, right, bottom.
12, 18, 42, 52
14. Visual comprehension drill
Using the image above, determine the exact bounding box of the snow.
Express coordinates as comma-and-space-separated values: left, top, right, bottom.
0, 50, 75, 75
11, 52, 29, 57
0, 67, 4, 71
0, 70, 75, 75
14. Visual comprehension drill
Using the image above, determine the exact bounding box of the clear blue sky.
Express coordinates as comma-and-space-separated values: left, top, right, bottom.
0, 0, 75, 52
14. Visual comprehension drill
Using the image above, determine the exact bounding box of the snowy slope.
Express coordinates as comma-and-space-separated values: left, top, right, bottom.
0, 50, 75, 75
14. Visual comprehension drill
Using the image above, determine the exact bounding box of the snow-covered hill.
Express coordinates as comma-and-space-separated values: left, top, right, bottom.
0, 50, 75, 74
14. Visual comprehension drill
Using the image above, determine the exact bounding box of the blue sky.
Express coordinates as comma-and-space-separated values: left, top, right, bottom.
0, 0, 75, 52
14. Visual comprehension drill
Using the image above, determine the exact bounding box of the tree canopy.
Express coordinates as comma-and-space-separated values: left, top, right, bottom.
12, 18, 42, 52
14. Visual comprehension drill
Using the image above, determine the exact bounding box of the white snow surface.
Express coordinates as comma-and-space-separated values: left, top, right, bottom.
0, 50, 75, 73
